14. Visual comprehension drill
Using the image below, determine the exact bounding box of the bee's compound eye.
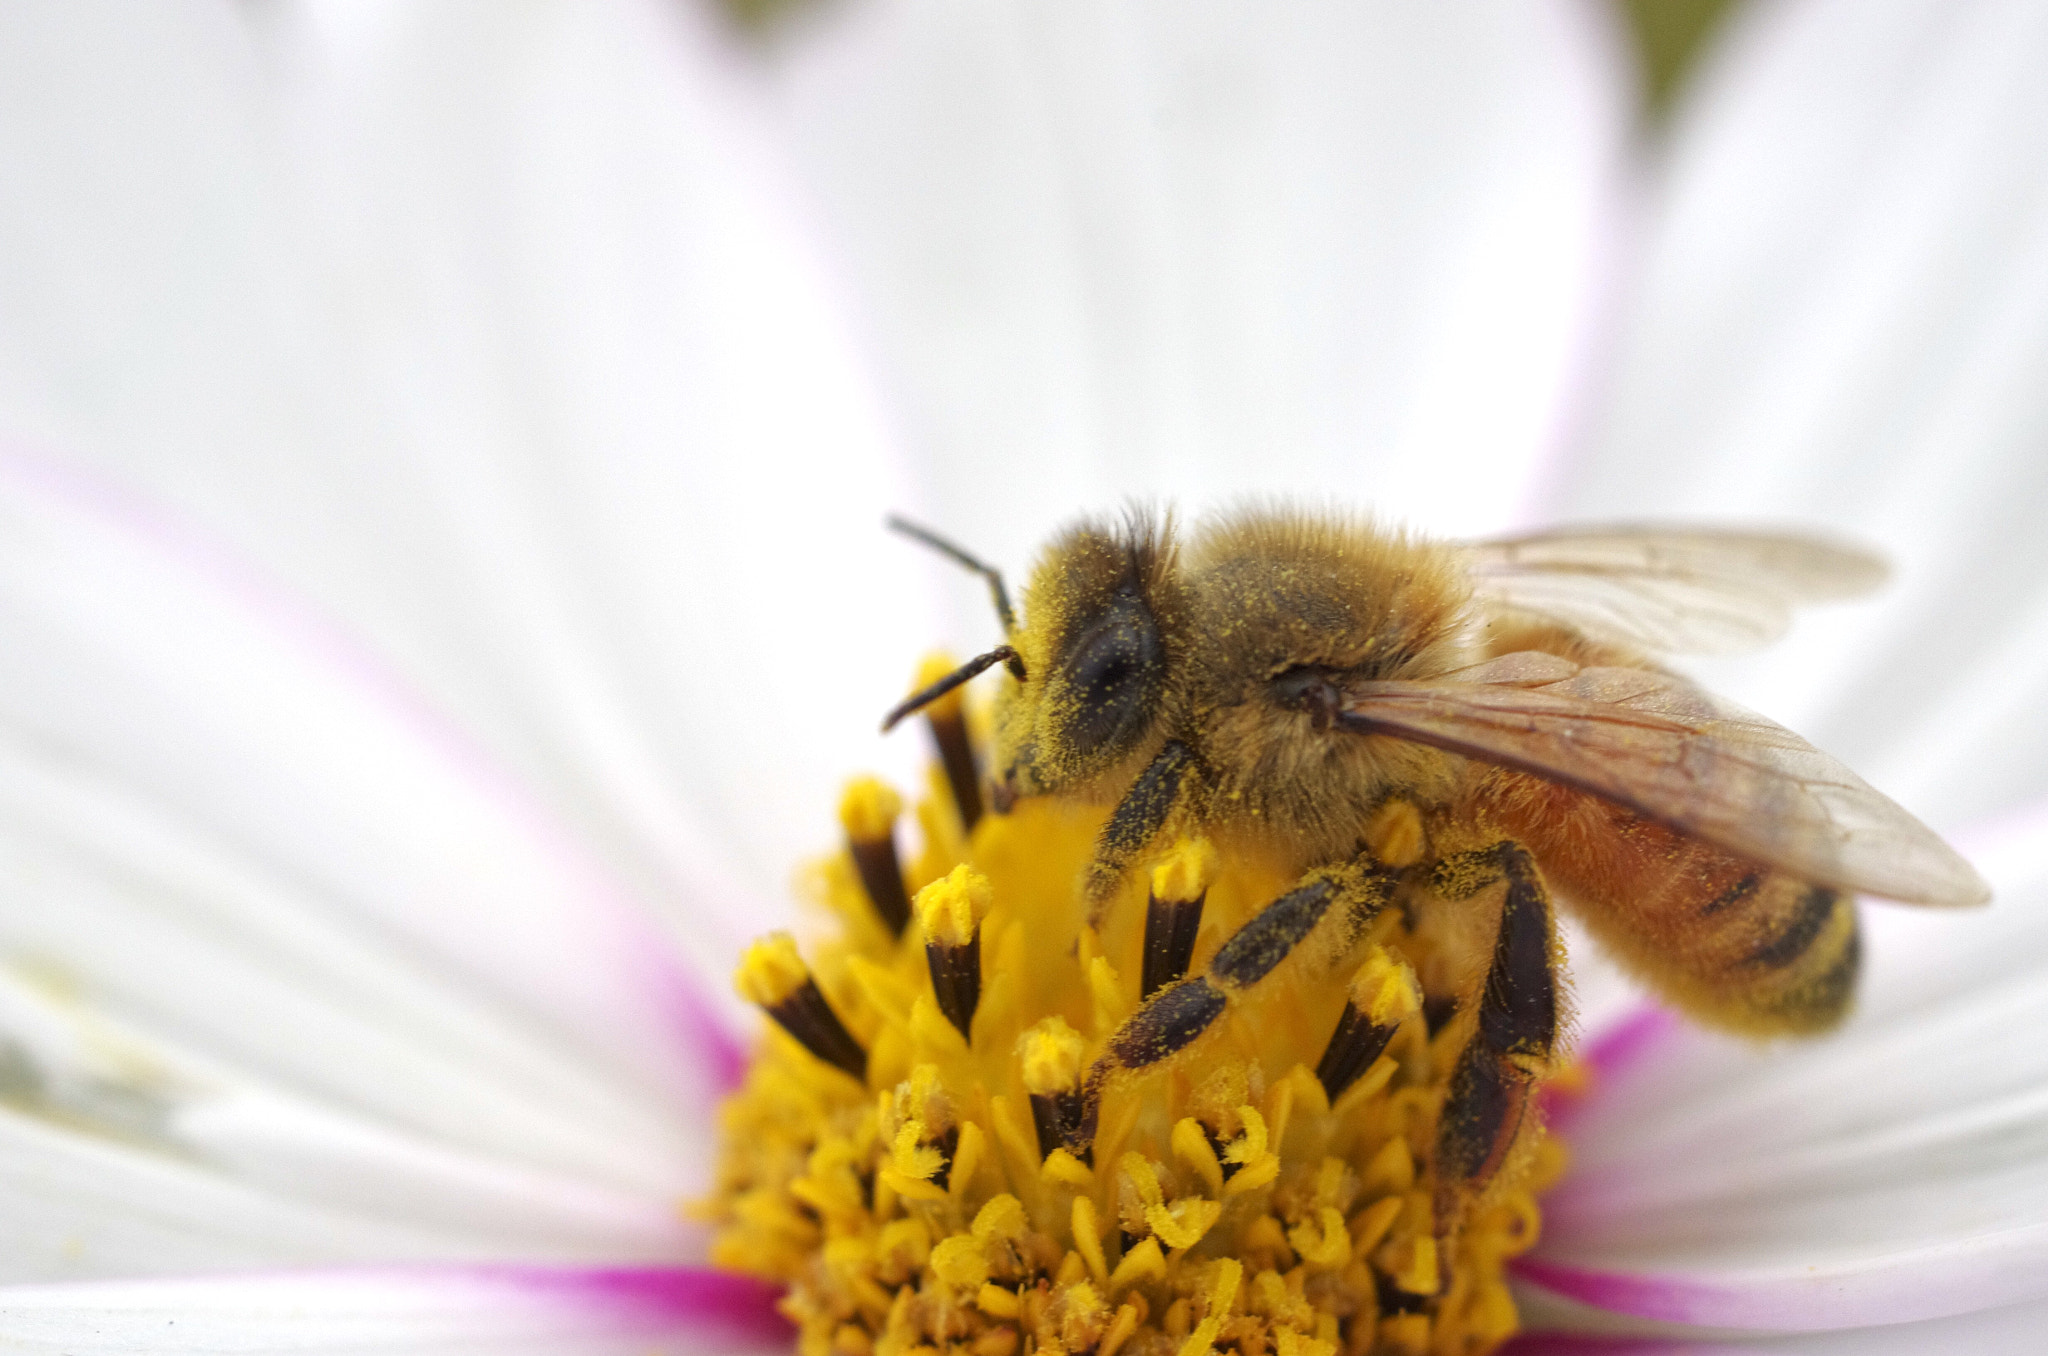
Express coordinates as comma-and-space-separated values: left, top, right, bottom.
1058, 586, 1166, 760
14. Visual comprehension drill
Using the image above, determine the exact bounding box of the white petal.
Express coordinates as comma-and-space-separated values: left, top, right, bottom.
1553, 0, 2048, 835
0, 961, 695, 1276
0, 0, 936, 919
0, 1112, 460, 1280
1560, 915, 1657, 1041
1707, 1294, 2048, 1353
0, 1265, 788, 1355
1523, 800, 2048, 1330
0, 459, 721, 1274
765, 0, 1631, 578
1516, 1293, 2048, 1352
0, 1065, 686, 1277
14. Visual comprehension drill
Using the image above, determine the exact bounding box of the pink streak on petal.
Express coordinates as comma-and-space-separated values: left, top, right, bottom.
671, 979, 750, 1093
1543, 1003, 1680, 1128
1521, 1008, 1693, 1315
1583, 1004, 1681, 1081
1510, 1260, 1735, 1328
0, 445, 752, 1091
479, 1264, 791, 1340
40, 1264, 799, 1342
1504, 1335, 1697, 1356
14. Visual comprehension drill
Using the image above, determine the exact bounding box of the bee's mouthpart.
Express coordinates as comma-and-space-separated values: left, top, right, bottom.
989, 777, 1017, 815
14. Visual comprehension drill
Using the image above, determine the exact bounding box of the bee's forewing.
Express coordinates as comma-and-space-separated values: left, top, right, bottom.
1337, 653, 1990, 908
1462, 525, 1888, 655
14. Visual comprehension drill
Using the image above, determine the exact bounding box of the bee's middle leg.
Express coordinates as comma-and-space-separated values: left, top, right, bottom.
1428, 841, 1559, 1218
1063, 856, 1398, 1152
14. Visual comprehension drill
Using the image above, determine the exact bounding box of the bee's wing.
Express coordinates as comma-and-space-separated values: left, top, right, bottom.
1337, 651, 1988, 907
1462, 525, 1889, 655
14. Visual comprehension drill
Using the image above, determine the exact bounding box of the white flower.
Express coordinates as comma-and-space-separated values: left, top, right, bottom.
0, 1, 2042, 1353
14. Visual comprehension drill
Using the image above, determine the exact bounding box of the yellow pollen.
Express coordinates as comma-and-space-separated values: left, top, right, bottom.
1018, 1016, 1087, 1097
917, 864, 993, 947
1041, 1148, 1093, 1189
914, 650, 969, 718
733, 931, 809, 1007
1171, 1118, 1224, 1198
1151, 836, 1220, 904
1350, 948, 1423, 1028
1363, 798, 1426, 869
839, 776, 902, 843
710, 730, 1567, 1356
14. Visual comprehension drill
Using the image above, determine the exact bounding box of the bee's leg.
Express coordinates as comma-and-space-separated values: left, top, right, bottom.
1064, 858, 1397, 1152
1427, 842, 1559, 1221
1082, 739, 1199, 914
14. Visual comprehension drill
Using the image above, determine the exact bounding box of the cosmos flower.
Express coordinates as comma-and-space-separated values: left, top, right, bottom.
0, 1, 2043, 1354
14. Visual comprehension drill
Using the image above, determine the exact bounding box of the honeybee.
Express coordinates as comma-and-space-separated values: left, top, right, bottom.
884, 506, 1986, 1215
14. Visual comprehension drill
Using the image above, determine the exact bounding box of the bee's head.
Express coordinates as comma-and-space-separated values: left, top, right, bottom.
994, 509, 1184, 804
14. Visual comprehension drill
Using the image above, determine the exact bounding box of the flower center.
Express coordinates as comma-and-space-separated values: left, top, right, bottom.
710, 663, 1564, 1356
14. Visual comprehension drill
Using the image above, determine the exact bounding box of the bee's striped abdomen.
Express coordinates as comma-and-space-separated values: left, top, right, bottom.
1736, 879, 1859, 1030
1490, 775, 1861, 1036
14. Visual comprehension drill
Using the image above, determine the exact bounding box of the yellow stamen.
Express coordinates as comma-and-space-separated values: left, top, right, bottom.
912, 651, 969, 719
1108, 1235, 1166, 1293
1042, 1149, 1093, 1189
1146, 1195, 1222, 1251
1170, 1117, 1223, 1198
1071, 1195, 1110, 1286
911, 652, 988, 835
734, 932, 809, 1008
711, 738, 1566, 1356
1018, 1017, 1086, 1096
1363, 798, 1426, 869
1352, 948, 1422, 1027
916, 864, 992, 947
1099, 1300, 1142, 1356
838, 777, 902, 844
1150, 836, 1219, 904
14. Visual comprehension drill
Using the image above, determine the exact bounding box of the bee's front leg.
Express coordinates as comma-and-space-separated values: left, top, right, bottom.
1082, 739, 1200, 914
1426, 842, 1560, 1224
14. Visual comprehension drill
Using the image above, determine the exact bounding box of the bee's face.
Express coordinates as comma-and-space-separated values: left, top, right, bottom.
994, 515, 1181, 803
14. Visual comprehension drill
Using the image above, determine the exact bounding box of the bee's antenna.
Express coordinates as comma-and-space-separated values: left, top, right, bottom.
881, 646, 1026, 733
887, 514, 1016, 634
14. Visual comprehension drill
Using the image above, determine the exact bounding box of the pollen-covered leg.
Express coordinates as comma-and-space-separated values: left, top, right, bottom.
1083, 739, 1198, 909
1070, 857, 1397, 1152
1428, 842, 1559, 1221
